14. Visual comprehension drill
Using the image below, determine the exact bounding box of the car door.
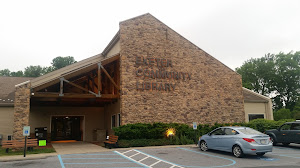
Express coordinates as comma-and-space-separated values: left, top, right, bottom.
277, 123, 292, 143
290, 123, 300, 143
207, 128, 224, 150
219, 128, 238, 152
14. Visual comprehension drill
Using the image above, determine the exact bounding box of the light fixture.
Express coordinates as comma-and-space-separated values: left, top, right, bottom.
166, 128, 175, 137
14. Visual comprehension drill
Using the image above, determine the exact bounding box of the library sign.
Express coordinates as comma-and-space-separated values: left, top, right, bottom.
135, 56, 191, 91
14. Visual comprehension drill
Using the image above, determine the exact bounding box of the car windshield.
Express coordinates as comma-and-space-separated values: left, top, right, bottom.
236, 128, 263, 135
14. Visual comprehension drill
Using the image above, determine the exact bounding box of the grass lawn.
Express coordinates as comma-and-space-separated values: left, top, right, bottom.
0, 145, 56, 156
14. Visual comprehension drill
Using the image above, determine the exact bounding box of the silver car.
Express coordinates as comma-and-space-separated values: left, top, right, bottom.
198, 126, 273, 158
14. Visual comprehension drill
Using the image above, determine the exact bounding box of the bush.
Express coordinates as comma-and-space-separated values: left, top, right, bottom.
114, 119, 295, 148
274, 108, 293, 120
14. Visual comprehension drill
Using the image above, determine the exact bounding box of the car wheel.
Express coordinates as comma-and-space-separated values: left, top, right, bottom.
270, 136, 277, 146
232, 145, 244, 158
200, 141, 208, 151
256, 152, 265, 156
283, 143, 290, 146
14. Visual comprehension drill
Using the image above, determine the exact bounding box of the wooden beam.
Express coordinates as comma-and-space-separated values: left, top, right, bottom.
33, 92, 119, 99
63, 78, 99, 97
98, 63, 102, 95
100, 65, 120, 91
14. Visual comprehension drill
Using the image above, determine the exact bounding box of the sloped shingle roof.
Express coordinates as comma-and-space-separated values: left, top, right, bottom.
0, 76, 34, 106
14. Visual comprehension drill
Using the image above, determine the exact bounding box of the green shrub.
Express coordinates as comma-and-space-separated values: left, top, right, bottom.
274, 108, 293, 121
114, 119, 296, 148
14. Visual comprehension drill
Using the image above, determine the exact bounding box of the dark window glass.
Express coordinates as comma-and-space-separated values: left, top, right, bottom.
248, 114, 264, 121
291, 123, 300, 130
111, 115, 116, 128
211, 128, 224, 135
280, 124, 291, 130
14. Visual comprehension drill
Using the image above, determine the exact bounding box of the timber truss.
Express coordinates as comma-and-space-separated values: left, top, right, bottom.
31, 57, 120, 106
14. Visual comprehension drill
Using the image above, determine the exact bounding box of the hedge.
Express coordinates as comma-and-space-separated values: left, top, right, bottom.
113, 119, 295, 147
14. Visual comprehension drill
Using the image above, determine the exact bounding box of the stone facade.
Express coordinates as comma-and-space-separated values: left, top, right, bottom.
119, 14, 245, 125
13, 82, 31, 140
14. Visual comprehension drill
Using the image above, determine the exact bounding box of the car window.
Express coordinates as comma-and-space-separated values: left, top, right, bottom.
236, 128, 263, 135
211, 128, 224, 135
291, 123, 300, 130
224, 128, 238, 135
280, 124, 291, 130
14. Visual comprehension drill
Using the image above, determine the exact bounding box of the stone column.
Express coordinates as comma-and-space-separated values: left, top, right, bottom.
13, 81, 31, 140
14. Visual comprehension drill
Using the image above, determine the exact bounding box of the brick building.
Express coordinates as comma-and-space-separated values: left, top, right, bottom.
0, 14, 273, 142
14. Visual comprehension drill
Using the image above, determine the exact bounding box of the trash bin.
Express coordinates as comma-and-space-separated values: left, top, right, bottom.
35, 127, 47, 141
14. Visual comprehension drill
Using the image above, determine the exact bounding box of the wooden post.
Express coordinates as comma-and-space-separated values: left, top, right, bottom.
59, 77, 64, 96
98, 63, 102, 96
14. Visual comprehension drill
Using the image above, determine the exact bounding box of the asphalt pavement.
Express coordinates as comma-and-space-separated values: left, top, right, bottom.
1, 144, 300, 168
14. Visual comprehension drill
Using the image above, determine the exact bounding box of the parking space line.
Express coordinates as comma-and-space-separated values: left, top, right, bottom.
63, 153, 118, 156
177, 147, 236, 168
149, 160, 161, 167
63, 161, 133, 165
62, 157, 124, 160
114, 150, 149, 168
129, 152, 141, 158
57, 155, 65, 168
133, 149, 184, 168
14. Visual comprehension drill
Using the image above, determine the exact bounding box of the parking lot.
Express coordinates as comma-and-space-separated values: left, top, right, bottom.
1, 144, 300, 168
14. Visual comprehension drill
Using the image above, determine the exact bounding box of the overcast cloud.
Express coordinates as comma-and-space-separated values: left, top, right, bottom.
0, 0, 299, 72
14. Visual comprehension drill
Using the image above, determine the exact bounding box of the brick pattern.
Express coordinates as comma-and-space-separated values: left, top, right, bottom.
13, 82, 31, 140
119, 14, 245, 125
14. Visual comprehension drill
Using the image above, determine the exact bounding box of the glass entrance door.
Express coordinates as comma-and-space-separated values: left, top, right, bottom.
51, 116, 81, 141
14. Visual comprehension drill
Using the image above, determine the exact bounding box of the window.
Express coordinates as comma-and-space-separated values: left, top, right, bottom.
111, 115, 116, 128
280, 124, 291, 130
248, 114, 264, 121
211, 128, 224, 135
117, 113, 121, 127
237, 128, 263, 135
291, 123, 300, 130
224, 128, 238, 135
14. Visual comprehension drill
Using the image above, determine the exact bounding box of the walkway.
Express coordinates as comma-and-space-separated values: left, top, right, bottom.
52, 141, 109, 155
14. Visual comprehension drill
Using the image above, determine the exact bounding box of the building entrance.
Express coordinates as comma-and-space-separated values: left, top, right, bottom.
51, 116, 82, 141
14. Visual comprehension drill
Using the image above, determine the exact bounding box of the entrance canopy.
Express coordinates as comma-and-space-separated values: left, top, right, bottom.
30, 53, 120, 106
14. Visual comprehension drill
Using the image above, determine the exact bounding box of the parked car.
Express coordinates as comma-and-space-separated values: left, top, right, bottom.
265, 120, 300, 146
198, 126, 272, 158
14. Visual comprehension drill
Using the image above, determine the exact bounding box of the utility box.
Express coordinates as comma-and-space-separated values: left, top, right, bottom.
35, 127, 47, 141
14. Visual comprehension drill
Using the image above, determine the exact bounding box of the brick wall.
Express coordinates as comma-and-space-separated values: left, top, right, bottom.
119, 14, 245, 125
13, 82, 31, 140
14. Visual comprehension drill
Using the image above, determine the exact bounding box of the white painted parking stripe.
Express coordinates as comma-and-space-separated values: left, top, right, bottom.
139, 156, 149, 162
114, 151, 150, 168
133, 149, 184, 168
129, 152, 140, 158
122, 149, 134, 154
149, 160, 161, 167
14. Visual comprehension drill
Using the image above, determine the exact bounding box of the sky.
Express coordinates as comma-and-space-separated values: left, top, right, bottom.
0, 0, 300, 72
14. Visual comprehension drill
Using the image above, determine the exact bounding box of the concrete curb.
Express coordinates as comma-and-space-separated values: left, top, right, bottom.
0, 153, 57, 162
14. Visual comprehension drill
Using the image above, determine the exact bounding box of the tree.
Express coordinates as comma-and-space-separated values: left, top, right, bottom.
0, 69, 11, 76
271, 51, 300, 111
24, 65, 45, 77
51, 56, 76, 70
236, 54, 275, 96
236, 51, 300, 111
10, 71, 24, 77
